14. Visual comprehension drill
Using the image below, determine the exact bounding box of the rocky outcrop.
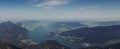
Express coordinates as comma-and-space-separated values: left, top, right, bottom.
0, 41, 21, 49
79, 43, 120, 49
22, 40, 71, 49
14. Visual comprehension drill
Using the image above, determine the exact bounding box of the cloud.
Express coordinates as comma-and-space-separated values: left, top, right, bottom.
80, 5, 101, 12
80, 5, 100, 10
33, 0, 72, 8
89, 5, 100, 8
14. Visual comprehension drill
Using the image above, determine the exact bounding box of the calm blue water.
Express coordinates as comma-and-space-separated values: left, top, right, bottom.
28, 29, 79, 49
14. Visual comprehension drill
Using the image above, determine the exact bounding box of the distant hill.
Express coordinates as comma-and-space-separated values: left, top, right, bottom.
81, 21, 120, 27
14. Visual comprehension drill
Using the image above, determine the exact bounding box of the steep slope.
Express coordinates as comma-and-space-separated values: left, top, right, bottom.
0, 21, 28, 46
60, 25, 120, 47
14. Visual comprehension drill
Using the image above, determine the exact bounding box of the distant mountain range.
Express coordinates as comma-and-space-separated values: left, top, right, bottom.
18, 20, 120, 32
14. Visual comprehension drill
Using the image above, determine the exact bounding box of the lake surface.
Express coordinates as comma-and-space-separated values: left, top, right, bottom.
28, 29, 79, 49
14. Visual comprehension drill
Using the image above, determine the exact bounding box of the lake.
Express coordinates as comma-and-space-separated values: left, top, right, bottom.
28, 29, 79, 49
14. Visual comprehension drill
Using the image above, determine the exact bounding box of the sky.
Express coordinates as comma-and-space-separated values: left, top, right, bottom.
0, 0, 120, 21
